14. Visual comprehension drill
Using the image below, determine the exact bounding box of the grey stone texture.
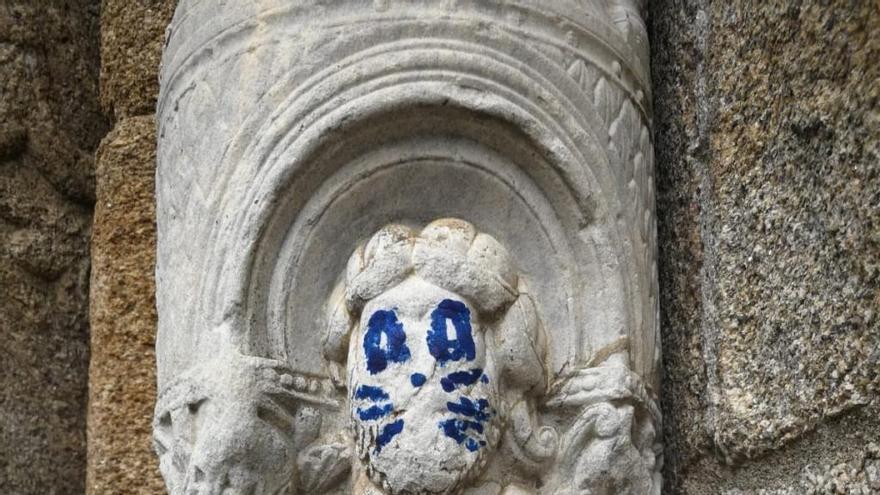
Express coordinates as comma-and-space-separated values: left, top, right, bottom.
652, 0, 879, 493
0, 1, 106, 493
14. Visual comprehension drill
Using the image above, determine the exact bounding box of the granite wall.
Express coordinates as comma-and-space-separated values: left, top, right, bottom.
85, 1, 175, 493
652, 0, 879, 493
0, 1, 106, 492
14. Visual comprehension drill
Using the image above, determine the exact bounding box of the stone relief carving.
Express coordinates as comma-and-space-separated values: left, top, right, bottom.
328, 220, 553, 494
153, 351, 342, 493
154, 1, 660, 494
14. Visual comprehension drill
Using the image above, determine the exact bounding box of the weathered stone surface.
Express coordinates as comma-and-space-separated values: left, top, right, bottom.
651, 1, 711, 489
86, 115, 164, 494
154, 2, 662, 493
684, 404, 880, 495
100, 0, 176, 120
652, 0, 879, 492
85, 0, 175, 490
708, 1, 879, 461
0, 1, 106, 492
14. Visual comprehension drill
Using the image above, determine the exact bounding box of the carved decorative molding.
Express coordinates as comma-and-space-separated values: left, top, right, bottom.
155, 1, 660, 493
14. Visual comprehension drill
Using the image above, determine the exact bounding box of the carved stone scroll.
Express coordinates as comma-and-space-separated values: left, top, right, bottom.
155, 1, 660, 493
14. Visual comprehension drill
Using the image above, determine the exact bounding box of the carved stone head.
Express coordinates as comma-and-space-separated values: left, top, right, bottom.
323, 219, 550, 494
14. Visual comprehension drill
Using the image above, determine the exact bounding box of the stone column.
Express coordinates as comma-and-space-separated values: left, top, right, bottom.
154, 1, 661, 494
85, 0, 175, 492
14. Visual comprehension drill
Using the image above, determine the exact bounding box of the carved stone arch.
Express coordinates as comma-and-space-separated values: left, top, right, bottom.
160, 36, 643, 378
154, 2, 661, 493
219, 50, 628, 369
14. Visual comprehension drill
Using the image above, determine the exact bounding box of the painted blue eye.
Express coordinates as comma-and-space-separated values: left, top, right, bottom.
426, 299, 475, 365
363, 310, 411, 374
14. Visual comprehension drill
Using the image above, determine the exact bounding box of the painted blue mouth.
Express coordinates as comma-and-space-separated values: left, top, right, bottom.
354, 384, 394, 421
438, 396, 493, 452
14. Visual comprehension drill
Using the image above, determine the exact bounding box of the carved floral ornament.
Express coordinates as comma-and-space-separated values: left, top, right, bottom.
154, 1, 660, 494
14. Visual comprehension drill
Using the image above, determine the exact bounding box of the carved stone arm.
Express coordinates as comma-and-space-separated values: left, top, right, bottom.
545, 362, 663, 495
152, 350, 341, 494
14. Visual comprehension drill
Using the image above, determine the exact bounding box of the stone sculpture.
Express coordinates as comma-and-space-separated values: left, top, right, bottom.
154, 1, 660, 493
328, 220, 551, 494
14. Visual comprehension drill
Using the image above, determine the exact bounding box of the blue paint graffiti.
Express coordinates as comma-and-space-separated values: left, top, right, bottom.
426, 299, 475, 365
354, 385, 393, 421
363, 310, 411, 374
440, 418, 483, 439
439, 418, 488, 452
410, 372, 427, 387
357, 403, 393, 421
354, 384, 389, 401
446, 397, 491, 421
375, 419, 405, 453
439, 397, 493, 452
440, 368, 484, 392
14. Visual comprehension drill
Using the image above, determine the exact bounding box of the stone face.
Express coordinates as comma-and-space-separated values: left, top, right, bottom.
338, 222, 550, 494
651, 0, 880, 492
0, 1, 106, 492
0, 0, 868, 492
154, 1, 661, 493
87, 116, 164, 494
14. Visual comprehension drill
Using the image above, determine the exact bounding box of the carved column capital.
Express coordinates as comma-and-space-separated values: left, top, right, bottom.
154, 2, 660, 493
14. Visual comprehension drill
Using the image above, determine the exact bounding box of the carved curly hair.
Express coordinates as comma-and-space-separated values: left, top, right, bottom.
322, 218, 548, 398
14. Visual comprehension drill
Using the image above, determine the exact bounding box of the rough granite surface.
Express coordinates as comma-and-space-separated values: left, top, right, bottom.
651, 0, 711, 490
652, 0, 879, 493
100, 0, 176, 120
84, 1, 177, 492
86, 116, 164, 494
0, 1, 106, 492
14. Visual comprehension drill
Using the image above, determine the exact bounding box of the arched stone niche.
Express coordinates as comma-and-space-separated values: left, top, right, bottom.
153, 1, 660, 494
